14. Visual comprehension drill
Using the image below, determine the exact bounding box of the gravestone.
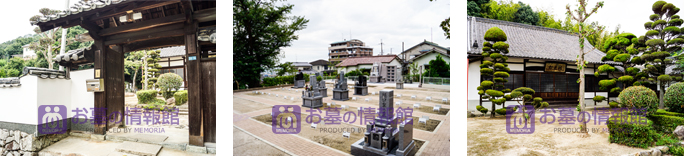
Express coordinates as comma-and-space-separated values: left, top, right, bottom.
332, 72, 349, 101
369, 62, 384, 83
302, 75, 323, 108
396, 66, 404, 89
351, 89, 414, 156
292, 71, 305, 88
353, 76, 368, 96
318, 72, 328, 97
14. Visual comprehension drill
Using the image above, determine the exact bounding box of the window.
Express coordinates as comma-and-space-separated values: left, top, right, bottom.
526, 73, 540, 91
504, 74, 524, 90
555, 75, 567, 92
160, 68, 185, 80
567, 74, 579, 92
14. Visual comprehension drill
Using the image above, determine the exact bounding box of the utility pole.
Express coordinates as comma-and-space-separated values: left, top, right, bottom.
58, 0, 70, 71
379, 39, 384, 56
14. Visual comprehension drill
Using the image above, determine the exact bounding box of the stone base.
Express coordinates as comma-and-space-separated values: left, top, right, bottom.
351, 138, 412, 156
370, 76, 381, 83
354, 86, 368, 96
302, 96, 324, 108
320, 88, 328, 97
333, 89, 349, 101
396, 83, 403, 89
292, 80, 305, 88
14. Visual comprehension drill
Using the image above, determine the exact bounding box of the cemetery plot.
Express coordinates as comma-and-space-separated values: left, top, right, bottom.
411, 117, 441, 132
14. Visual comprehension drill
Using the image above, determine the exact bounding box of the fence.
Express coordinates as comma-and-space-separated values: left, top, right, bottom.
423, 77, 450, 85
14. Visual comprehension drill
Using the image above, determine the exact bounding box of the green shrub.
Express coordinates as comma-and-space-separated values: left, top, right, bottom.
655, 109, 684, 117
174, 90, 188, 105
476, 106, 488, 114
156, 73, 183, 99
593, 96, 606, 102
648, 114, 684, 133
664, 82, 684, 113
136, 90, 158, 104
484, 27, 507, 41
607, 112, 659, 148
609, 101, 619, 108
495, 108, 507, 115
618, 86, 659, 116
670, 145, 684, 156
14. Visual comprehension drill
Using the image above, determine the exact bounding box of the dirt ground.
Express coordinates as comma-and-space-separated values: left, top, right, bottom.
467, 112, 647, 156
233, 127, 291, 156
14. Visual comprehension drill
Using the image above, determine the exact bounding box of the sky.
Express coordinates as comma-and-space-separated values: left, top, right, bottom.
0, 0, 82, 43
517, 0, 683, 37
275, 0, 451, 64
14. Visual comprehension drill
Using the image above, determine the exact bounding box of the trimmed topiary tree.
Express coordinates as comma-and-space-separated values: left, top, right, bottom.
641, 0, 684, 109
618, 86, 659, 116
595, 33, 649, 105
479, 27, 511, 118
664, 82, 684, 113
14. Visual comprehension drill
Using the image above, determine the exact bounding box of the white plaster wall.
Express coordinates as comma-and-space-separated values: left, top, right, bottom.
169, 60, 184, 67
69, 69, 94, 118
0, 76, 39, 125
468, 61, 481, 100
509, 63, 524, 71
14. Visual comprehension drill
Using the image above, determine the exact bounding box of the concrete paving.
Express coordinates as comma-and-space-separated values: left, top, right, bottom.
115, 141, 162, 156
38, 136, 215, 156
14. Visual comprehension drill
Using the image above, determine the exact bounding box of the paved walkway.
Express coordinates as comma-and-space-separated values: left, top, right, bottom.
233, 88, 451, 156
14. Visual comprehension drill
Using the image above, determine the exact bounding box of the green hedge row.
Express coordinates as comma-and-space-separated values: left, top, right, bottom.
607, 111, 659, 148
174, 90, 188, 105
136, 90, 159, 104
262, 74, 312, 87
648, 110, 684, 133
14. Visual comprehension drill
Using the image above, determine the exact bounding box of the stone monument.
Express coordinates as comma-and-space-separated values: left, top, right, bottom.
354, 75, 368, 96
302, 75, 323, 108
318, 72, 328, 97
369, 62, 384, 83
292, 71, 305, 88
396, 66, 404, 89
332, 71, 349, 101
350, 89, 415, 156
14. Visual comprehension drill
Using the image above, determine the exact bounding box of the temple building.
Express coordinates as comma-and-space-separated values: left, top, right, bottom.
467, 16, 622, 111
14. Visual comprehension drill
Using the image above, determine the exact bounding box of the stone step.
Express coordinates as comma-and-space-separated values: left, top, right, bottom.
115, 141, 162, 156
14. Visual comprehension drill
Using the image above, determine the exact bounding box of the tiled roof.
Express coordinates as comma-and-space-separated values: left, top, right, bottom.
309, 59, 329, 66
336, 55, 398, 67
410, 50, 450, 62
30, 0, 129, 25
158, 46, 186, 58
291, 62, 312, 67
402, 40, 451, 55
467, 16, 620, 65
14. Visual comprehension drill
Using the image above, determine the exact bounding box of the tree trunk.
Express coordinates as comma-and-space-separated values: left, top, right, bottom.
132, 67, 139, 92
143, 59, 148, 90
47, 45, 53, 70
658, 80, 664, 109
578, 48, 590, 138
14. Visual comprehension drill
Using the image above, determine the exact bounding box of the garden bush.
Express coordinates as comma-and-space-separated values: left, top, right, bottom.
476, 106, 488, 114
618, 86, 659, 116
495, 108, 507, 115
157, 73, 183, 99
609, 101, 620, 108
664, 82, 684, 113
648, 109, 684, 133
174, 90, 188, 105
607, 111, 659, 148
136, 90, 158, 104
670, 145, 684, 156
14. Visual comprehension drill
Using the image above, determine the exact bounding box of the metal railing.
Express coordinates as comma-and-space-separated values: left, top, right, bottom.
422, 77, 450, 85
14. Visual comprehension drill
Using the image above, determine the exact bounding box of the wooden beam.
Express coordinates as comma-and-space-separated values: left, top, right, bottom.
104, 24, 184, 45
122, 36, 184, 53
98, 13, 185, 36
185, 19, 203, 146
35, 0, 139, 31
81, 20, 103, 40
91, 0, 182, 21
193, 8, 215, 22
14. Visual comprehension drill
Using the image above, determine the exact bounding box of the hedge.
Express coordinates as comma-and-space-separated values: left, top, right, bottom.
670, 145, 684, 156
174, 90, 188, 105
136, 90, 158, 104
607, 111, 659, 148
261, 74, 311, 87
648, 109, 684, 134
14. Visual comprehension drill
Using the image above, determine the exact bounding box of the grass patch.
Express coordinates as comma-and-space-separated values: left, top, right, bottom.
411, 117, 441, 132
416, 105, 449, 115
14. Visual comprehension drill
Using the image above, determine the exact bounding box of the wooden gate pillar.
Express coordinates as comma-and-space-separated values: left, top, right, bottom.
185, 19, 204, 146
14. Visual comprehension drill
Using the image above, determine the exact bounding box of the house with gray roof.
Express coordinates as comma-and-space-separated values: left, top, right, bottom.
466, 16, 623, 111
157, 46, 187, 88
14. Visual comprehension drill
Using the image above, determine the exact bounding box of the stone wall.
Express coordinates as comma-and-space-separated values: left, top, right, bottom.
0, 129, 68, 156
